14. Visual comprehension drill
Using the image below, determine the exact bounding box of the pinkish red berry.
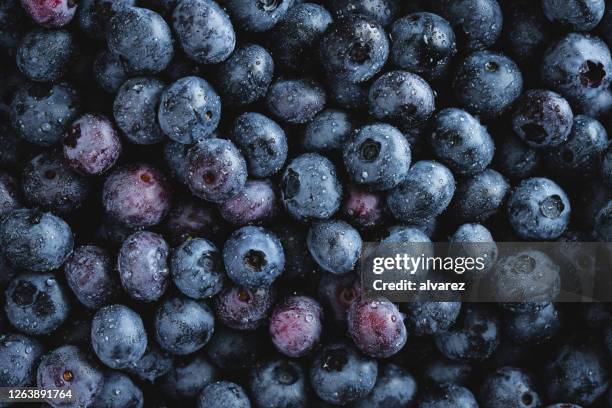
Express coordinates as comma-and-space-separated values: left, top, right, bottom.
21, 0, 77, 28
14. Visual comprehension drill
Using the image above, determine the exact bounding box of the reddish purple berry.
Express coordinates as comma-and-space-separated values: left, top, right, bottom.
269, 295, 323, 357
63, 113, 122, 176
102, 163, 172, 228
318, 272, 361, 323
342, 185, 386, 229
214, 284, 276, 330
21, 0, 77, 28
218, 179, 278, 226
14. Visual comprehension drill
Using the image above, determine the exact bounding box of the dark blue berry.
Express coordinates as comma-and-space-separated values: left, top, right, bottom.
354, 363, 417, 408
495, 134, 540, 181
450, 169, 510, 223
94, 371, 144, 408
542, 0, 605, 31
213, 284, 276, 330
206, 325, 265, 371
160, 355, 217, 400
171, 237, 225, 299
249, 359, 309, 408
503, 302, 561, 344
93, 51, 128, 94
0, 333, 44, 388
197, 381, 251, 408
266, 78, 326, 124
307, 220, 362, 275
125, 345, 173, 383
16, 29, 74, 82
418, 383, 478, 408
303, 109, 354, 153
402, 301, 461, 336
222, 0, 293, 32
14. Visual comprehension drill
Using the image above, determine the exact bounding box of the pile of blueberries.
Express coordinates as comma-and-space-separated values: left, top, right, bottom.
5, 0, 612, 406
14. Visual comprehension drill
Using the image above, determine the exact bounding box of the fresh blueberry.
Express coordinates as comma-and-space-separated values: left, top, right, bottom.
317, 271, 361, 323
0, 172, 21, 217
221, 0, 293, 32
423, 357, 473, 386
91, 304, 147, 369
418, 383, 478, 408
354, 363, 417, 408
218, 179, 278, 226
343, 123, 411, 191
303, 109, 354, 153
107, 7, 174, 74
77, 0, 136, 39
186, 138, 248, 203
501, 0, 552, 63
450, 169, 510, 223
161, 196, 224, 245
117, 231, 170, 302
64, 245, 119, 309
205, 325, 265, 372
503, 302, 561, 344
229, 112, 287, 178
170, 237, 226, 299
125, 345, 173, 383
342, 185, 386, 230
93, 371, 144, 408
269, 295, 322, 357
160, 355, 217, 401
449, 223, 497, 281
16, 29, 74, 82
0, 333, 44, 388
329, 0, 399, 26
495, 134, 540, 181
542, 0, 605, 31
213, 284, 276, 330
20, 0, 77, 27
402, 302, 461, 337
480, 366, 541, 408
0, 0, 27, 50
163, 141, 190, 184
0, 208, 73, 272
306, 220, 362, 275
93, 51, 128, 94
281, 153, 342, 222
197, 381, 251, 408
249, 359, 309, 408
266, 78, 326, 124
328, 79, 369, 110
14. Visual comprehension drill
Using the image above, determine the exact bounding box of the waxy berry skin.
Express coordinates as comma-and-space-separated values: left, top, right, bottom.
20, 0, 78, 28
269, 295, 323, 357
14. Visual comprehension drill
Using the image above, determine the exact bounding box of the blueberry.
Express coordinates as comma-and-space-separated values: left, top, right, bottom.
402, 302, 461, 336
452, 51, 523, 118
506, 177, 571, 240
37, 345, 104, 408
154, 296, 215, 355
113, 77, 166, 145
269, 295, 322, 357
93, 371, 144, 408
387, 160, 455, 224
354, 363, 417, 408
20, 0, 77, 27
197, 381, 251, 408
172, 0, 235, 64
161, 196, 224, 245
317, 271, 361, 323
249, 359, 309, 408
543, 0, 605, 31
450, 169, 510, 223
594, 199, 612, 241
125, 345, 173, 383
542, 33, 612, 104
0, 209, 73, 272
0, 0, 27, 49
107, 7, 174, 74
512, 89, 573, 148
16, 29, 74, 82
22, 150, 91, 214
221, 0, 293, 32
495, 134, 540, 181
328, 79, 369, 110
281, 153, 342, 222
214, 44, 274, 107
78, 0, 136, 39
218, 179, 278, 226
0, 116, 27, 171
306, 220, 362, 275
328, 0, 399, 26
266, 78, 326, 124
343, 123, 411, 191
423, 357, 473, 386
213, 284, 276, 330
266, 3, 332, 73
449, 223, 497, 281
303, 109, 354, 153
0, 333, 44, 388
10, 81, 81, 147
117, 231, 170, 302
435, 306, 500, 362
186, 138, 248, 203
480, 366, 541, 408
0, 172, 21, 217
418, 383, 478, 408
368, 70, 435, 131
171, 237, 226, 299
102, 163, 172, 228
501, 0, 552, 63
223, 226, 284, 288
93, 51, 129, 94
163, 141, 190, 184
503, 303, 561, 344
429, 108, 494, 175
390, 12, 457, 81
160, 354, 217, 401
158, 76, 221, 144
64, 245, 119, 309
342, 185, 386, 230
229, 112, 287, 178
309, 341, 378, 405
320, 15, 389, 83
91, 304, 147, 369
206, 325, 265, 371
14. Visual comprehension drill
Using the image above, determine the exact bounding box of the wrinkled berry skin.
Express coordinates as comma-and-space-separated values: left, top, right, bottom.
22, 151, 91, 215
266, 78, 326, 124
269, 295, 323, 358
0, 333, 44, 388
103, 163, 171, 228
222, 0, 293, 32
10, 82, 81, 147
542, 33, 612, 104
418, 384, 478, 408
512, 89, 573, 149
402, 302, 462, 336
249, 359, 308, 408
158, 76, 221, 144
64, 245, 119, 309
0, 172, 21, 217
63, 113, 122, 176
281, 153, 342, 222
37, 345, 104, 408
354, 363, 417, 408
78, 0, 136, 39
368, 70, 435, 131
390, 12, 456, 81
93, 51, 129, 94
0, 209, 73, 272
186, 138, 248, 203
304, 109, 354, 153
506, 177, 571, 240
5, 273, 70, 335
213, 284, 276, 330
113, 77, 166, 145
451, 169, 510, 223
453, 51, 523, 118
496, 135, 540, 181
107, 7, 174, 74
154, 296, 215, 355
480, 366, 541, 408
343, 123, 411, 191
503, 303, 560, 344
229, 112, 287, 178
267, 3, 332, 73
94, 371, 144, 408
21, 0, 77, 28
310, 341, 378, 405
543, 0, 604, 31
171, 237, 225, 299
215, 44, 274, 107
160, 355, 216, 400
219, 179, 278, 226
429, 108, 494, 176
387, 160, 455, 224
320, 16, 389, 83
501, 0, 551, 63
223, 226, 284, 288
198, 381, 251, 408
347, 297, 407, 358
307, 220, 362, 275
91, 304, 147, 369
173, 0, 235, 64
117, 231, 170, 302
16, 29, 74, 83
